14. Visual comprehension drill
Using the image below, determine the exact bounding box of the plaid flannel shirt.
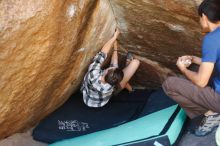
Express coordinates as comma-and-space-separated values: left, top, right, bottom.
81, 52, 114, 107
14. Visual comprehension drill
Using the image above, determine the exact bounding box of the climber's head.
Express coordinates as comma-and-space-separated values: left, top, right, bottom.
198, 0, 220, 33
104, 68, 124, 86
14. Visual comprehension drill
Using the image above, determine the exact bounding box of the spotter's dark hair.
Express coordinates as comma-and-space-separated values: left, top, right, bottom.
198, 0, 220, 23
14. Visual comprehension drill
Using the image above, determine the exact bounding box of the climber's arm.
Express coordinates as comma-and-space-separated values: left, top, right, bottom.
101, 28, 120, 55
110, 41, 119, 67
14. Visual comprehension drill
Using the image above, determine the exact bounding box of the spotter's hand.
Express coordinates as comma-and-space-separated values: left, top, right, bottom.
176, 57, 187, 72
179, 55, 192, 67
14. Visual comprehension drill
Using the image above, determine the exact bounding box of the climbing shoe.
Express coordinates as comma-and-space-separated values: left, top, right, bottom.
126, 52, 134, 64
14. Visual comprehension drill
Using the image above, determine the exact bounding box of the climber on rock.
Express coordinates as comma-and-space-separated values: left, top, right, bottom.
81, 28, 140, 108
162, 0, 220, 137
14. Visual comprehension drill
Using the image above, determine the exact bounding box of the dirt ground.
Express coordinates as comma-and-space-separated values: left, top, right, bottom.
0, 129, 47, 146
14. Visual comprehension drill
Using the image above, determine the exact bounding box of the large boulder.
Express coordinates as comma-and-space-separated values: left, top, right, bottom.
111, 0, 203, 88
0, 0, 203, 138
0, 0, 116, 138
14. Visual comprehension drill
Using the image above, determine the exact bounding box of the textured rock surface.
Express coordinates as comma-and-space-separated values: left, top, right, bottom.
0, 0, 204, 138
0, 0, 116, 138
110, 0, 203, 88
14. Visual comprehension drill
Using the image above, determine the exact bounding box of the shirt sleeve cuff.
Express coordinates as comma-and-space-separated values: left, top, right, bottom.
202, 58, 216, 63
99, 51, 107, 59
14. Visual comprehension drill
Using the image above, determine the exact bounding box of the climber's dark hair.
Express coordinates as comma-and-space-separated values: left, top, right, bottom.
198, 0, 220, 23
105, 68, 124, 86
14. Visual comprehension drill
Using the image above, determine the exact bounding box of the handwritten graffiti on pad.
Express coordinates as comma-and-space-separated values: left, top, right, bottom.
58, 120, 89, 132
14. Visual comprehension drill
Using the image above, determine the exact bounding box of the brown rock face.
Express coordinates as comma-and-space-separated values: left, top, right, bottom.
0, 0, 116, 138
0, 0, 203, 138
110, 0, 203, 88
